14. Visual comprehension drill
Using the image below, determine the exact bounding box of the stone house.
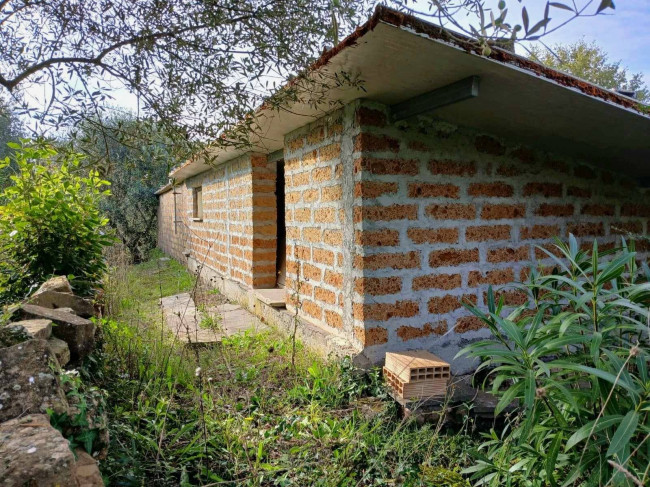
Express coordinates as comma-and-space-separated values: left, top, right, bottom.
157, 7, 650, 373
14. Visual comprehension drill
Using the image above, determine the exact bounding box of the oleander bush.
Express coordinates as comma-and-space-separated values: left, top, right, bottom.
461, 236, 650, 486
0, 140, 112, 303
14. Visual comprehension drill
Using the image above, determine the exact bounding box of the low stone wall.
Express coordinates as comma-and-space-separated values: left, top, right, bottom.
0, 276, 105, 486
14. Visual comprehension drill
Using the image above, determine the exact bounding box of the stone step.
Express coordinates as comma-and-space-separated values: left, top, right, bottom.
254, 288, 287, 308
20, 304, 95, 361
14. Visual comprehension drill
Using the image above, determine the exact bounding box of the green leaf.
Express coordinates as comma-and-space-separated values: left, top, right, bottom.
546, 432, 563, 486
522, 6, 529, 32
549, 2, 574, 11
496, 381, 523, 416
607, 410, 638, 458
566, 415, 623, 450
596, 0, 615, 14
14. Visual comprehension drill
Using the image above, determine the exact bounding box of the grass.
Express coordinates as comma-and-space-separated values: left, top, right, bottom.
88, 248, 478, 486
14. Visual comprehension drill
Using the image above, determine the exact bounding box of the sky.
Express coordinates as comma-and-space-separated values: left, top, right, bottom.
407, 0, 650, 83
517, 0, 650, 82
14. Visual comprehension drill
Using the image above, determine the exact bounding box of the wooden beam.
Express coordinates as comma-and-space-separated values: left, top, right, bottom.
391, 75, 480, 122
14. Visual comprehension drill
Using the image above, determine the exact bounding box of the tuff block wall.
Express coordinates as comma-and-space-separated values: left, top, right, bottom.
157, 153, 277, 288
283, 107, 358, 344
351, 100, 650, 372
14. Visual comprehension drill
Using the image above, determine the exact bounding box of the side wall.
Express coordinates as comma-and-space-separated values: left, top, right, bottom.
157, 153, 277, 288
352, 100, 650, 372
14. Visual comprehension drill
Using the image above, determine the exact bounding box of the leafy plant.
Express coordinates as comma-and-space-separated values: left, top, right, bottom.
0, 140, 112, 303
460, 235, 650, 486
49, 369, 107, 456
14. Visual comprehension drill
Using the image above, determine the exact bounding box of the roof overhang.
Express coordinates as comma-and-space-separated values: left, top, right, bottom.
167, 6, 650, 185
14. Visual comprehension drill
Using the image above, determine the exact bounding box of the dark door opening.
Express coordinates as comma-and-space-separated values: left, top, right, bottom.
275, 160, 286, 288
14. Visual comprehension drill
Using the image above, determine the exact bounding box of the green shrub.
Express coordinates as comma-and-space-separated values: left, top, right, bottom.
460, 236, 650, 486
0, 140, 112, 303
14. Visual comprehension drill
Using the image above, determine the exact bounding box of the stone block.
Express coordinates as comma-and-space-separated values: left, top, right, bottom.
20, 304, 96, 361
0, 339, 68, 423
10, 319, 52, 340
48, 337, 71, 367
29, 290, 94, 317
0, 415, 78, 487
35, 275, 73, 295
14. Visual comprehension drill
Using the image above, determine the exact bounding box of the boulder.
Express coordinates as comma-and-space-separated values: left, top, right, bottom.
74, 448, 104, 486
0, 339, 68, 423
20, 304, 96, 361
35, 275, 73, 295
0, 414, 79, 487
48, 337, 71, 367
10, 319, 52, 340
29, 290, 94, 318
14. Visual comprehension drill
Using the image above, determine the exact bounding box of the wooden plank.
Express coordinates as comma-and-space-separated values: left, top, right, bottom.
255, 288, 286, 308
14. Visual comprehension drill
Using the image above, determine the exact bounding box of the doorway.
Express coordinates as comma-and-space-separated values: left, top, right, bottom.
275, 160, 286, 288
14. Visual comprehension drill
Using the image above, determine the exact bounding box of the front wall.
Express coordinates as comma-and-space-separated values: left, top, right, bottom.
158, 100, 650, 372
352, 101, 650, 370
157, 153, 277, 288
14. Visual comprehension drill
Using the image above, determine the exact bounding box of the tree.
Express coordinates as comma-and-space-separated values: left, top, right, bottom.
529, 40, 649, 103
76, 116, 175, 262
0, 97, 23, 189
0, 1, 615, 152
400, 0, 616, 55
0, 0, 371, 160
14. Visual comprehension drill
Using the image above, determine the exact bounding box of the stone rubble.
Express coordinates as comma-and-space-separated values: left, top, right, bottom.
0, 276, 105, 486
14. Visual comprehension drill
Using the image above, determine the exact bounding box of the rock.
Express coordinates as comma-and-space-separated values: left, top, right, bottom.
20, 304, 96, 361
11, 319, 52, 340
48, 337, 71, 367
74, 448, 104, 486
29, 290, 94, 318
0, 339, 69, 423
57, 307, 76, 314
35, 275, 73, 295
0, 325, 32, 348
0, 414, 79, 487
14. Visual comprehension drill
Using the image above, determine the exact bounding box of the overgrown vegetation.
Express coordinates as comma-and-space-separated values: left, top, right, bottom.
89, 249, 477, 486
461, 236, 650, 486
76, 117, 176, 262
0, 141, 112, 303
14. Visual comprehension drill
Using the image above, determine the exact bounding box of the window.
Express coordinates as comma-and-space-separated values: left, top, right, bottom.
192, 186, 203, 221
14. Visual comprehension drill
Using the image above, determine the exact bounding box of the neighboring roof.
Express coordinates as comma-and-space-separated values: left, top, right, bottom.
162, 5, 650, 189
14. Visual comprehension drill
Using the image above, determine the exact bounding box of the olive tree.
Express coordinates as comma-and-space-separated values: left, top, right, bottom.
0, 0, 372, 159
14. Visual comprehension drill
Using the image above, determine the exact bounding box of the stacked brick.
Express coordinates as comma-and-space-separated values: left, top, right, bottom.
158, 153, 277, 289
350, 100, 650, 365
